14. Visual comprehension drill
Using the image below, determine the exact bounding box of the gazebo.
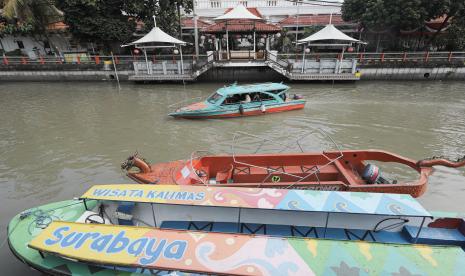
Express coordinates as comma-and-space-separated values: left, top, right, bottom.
298, 24, 361, 44
203, 4, 281, 60
124, 18, 187, 75
297, 24, 365, 73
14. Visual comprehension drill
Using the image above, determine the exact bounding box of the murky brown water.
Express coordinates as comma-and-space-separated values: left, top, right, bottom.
1, 81, 465, 274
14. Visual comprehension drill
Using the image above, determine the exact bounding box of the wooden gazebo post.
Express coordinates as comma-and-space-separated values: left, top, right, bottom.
253, 22, 256, 60
226, 21, 230, 60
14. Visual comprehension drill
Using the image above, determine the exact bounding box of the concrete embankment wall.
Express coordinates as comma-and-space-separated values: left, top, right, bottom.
1, 63, 465, 81
198, 67, 286, 82
359, 67, 465, 80
0, 70, 131, 81
0, 64, 131, 81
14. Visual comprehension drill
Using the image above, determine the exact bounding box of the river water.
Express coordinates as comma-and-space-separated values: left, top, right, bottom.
1, 81, 465, 274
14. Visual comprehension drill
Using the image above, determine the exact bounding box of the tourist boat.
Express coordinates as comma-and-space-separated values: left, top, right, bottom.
168, 82, 305, 119
121, 131, 465, 198
8, 184, 465, 275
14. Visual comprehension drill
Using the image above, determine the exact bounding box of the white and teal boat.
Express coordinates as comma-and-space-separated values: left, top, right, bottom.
169, 83, 305, 119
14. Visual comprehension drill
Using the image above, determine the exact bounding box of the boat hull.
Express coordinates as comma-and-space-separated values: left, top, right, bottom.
125, 150, 432, 198
170, 102, 305, 119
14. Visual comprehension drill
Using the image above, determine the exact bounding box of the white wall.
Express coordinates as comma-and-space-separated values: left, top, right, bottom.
189, 0, 342, 21
0, 34, 73, 57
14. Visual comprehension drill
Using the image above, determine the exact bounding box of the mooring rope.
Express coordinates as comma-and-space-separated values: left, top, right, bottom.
27, 209, 60, 235
0, 199, 96, 248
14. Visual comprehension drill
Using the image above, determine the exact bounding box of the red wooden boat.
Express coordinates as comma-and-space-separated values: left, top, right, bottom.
121, 132, 465, 198
121, 150, 465, 198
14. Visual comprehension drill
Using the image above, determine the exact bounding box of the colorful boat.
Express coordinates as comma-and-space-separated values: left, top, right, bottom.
168, 82, 305, 119
8, 184, 465, 275
121, 130, 465, 198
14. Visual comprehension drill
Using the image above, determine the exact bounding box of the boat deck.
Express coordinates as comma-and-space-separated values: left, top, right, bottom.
29, 221, 465, 276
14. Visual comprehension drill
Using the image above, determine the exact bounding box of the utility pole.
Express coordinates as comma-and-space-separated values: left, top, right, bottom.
295, 0, 300, 43
193, 0, 199, 59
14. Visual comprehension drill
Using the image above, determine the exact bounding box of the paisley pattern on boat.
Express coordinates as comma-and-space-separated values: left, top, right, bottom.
81, 184, 431, 217
29, 221, 465, 276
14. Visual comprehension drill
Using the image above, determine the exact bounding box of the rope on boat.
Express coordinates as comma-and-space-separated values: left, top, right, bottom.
0, 200, 96, 248
27, 209, 60, 235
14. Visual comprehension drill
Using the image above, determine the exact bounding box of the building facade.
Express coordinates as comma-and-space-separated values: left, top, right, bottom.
192, 0, 342, 22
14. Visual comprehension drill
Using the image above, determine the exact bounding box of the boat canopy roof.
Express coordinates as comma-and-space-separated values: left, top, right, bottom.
81, 184, 432, 218
216, 82, 289, 96
29, 221, 465, 275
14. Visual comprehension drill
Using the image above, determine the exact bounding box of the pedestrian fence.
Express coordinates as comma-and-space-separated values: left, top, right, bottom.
0, 54, 209, 66
277, 52, 465, 64
2, 52, 465, 67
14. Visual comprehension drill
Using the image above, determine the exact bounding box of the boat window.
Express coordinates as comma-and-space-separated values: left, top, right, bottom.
207, 93, 223, 104
267, 89, 286, 94
256, 92, 275, 101
221, 94, 242, 105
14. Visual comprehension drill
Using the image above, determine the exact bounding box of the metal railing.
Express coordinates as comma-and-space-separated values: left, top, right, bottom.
0, 54, 208, 66
277, 51, 465, 64
2, 52, 465, 67
266, 50, 290, 69
231, 129, 344, 188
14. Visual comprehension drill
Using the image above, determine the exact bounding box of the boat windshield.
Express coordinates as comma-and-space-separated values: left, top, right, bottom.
207, 92, 223, 104
268, 89, 287, 94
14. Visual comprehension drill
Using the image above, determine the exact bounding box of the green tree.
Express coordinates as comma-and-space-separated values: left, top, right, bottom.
424, 1, 465, 47
56, 0, 136, 52
441, 7, 465, 50
0, 14, 33, 37
1, 0, 62, 33
56, 0, 191, 52
342, 0, 430, 32
123, 0, 192, 36
342, 0, 465, 50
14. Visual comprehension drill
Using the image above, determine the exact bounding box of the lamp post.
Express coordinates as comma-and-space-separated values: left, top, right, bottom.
301, 45, 308, 73
295, 1, 300, 44
193, 0, 199, 59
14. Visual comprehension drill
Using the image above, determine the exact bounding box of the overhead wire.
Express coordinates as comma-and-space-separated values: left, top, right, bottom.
285, 0, 342, 7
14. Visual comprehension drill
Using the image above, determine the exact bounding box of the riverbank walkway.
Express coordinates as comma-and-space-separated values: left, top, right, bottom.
1, 51, 465, 82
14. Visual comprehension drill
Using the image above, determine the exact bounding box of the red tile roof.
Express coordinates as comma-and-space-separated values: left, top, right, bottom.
224, 7, 263, 19
425, 15, 449, 30
279, 14, 347, 26
202, 7, 278, 33
202, 20, 281, 33
47, 21, 68, 31
181, 18, 211, 29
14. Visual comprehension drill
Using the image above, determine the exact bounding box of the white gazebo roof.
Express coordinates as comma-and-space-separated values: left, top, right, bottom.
127, 26, 186, 47
214, 4, 262, 21
298, 24, 361, 43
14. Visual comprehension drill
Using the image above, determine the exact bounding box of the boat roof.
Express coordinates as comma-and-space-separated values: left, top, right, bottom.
81, 184, 432, 218
30, 221, 465, 275
216, 82, 289, 96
